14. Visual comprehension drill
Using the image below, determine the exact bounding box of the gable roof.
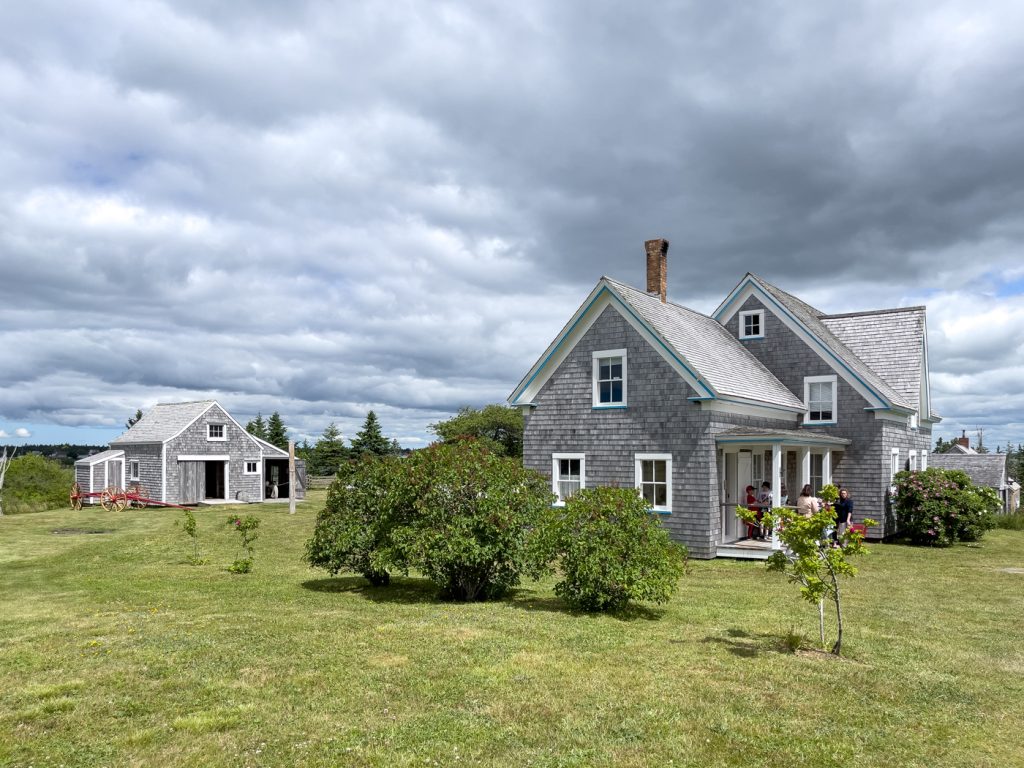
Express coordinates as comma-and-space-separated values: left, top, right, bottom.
605, 279, 805, 409
928, 453, 1008, 488
715, 274, 916, 413
109, 401, 288, 456
509, 277, 805, 411
111, 401, 217, 444
820, 307, 927, 415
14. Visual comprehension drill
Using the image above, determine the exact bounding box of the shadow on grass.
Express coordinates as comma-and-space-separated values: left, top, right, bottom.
301, 577, 666, 619
700, 628, 797, 657
301, 576, 439, 604
505, 593, 665, 622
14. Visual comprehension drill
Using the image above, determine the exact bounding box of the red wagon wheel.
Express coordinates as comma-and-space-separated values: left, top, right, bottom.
101, 486, 128, 513
70, 482, 83, 511
129, 485, 149, 508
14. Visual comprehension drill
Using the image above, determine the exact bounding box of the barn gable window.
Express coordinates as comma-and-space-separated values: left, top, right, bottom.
208, 424, 226, 441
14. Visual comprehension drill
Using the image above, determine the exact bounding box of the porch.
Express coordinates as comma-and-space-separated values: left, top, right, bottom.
715, 426, 850, 559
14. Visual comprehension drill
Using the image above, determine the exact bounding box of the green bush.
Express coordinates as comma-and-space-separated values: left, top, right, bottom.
893, 468, 998, 546
1, 454, 73, 514
305, 454, 413, 586
537, 487, 686, 612
396, 441, 553, 601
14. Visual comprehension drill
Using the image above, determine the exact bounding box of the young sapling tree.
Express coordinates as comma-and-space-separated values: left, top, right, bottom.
739, 484, 874, 656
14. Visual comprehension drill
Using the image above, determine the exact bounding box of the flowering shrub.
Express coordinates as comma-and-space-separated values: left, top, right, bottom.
893, 468, 997, 546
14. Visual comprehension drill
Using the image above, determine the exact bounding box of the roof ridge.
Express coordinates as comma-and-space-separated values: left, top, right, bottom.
822, 306, 925, 320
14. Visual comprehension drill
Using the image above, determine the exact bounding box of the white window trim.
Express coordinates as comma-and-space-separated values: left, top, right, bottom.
552, 453, 585, 505
635, 453, 672, 513
803, 375, 838, 425
128, 460, 140, 482
244, 460, 260, 475
739, 309, 765, 340
592, 349, 627, 408
890, 448, 900, 483
920, 451, 928, 471
909, 449, 918, 472
207, 423, 227, 441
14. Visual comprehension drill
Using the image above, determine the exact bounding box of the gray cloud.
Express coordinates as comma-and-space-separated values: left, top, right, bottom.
2, 1, 1024, 448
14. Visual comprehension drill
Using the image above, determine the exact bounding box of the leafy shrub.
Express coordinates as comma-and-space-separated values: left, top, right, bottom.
1, 454, 73, 514
537, 487, 686, 612
396, 441, 553, 601
226, 515, 260, 573
893, 468, 998, 546
305, 454, 413, 586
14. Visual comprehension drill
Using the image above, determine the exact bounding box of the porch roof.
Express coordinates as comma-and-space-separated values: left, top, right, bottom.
715, 426, 851, 447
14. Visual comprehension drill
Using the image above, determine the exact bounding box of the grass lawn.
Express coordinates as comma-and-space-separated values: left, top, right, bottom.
2, 493, 1023, 767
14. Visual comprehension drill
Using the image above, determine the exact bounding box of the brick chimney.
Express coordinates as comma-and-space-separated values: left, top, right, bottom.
955, 430, 970, 449
645, 238, 669, 303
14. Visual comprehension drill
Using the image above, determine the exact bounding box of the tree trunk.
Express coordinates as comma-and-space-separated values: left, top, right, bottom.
818, 599, 825, 648
830, 567, 844, 656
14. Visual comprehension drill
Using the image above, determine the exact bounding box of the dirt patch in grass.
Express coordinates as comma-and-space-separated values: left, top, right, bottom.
51, 528, 114, 536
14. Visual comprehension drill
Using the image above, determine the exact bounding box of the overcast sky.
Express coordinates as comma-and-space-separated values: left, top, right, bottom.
2, 1, 1023, 452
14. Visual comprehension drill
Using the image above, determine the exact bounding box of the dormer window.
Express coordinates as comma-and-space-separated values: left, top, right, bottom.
593, 349, 627, 407
804, 375, 837, 425
207, 423, 226, 441
739, 309, 764, 340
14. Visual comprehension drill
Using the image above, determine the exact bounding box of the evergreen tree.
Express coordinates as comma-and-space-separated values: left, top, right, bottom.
125, 409, 144, 430
350, 411, 392, 456
312, 422, 349, 475
266, 412, 288, 451
245, 413, 268, 441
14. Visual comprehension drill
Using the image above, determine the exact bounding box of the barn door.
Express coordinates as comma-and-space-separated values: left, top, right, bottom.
179, 461, 204, 505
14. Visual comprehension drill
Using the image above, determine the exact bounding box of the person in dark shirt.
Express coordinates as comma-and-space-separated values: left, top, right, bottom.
834, 487, 854, 541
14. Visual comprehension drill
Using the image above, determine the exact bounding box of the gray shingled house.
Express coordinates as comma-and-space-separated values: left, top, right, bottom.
928, 452, 1019, 514
101, 401, 305, 505
509, 239, 937, 558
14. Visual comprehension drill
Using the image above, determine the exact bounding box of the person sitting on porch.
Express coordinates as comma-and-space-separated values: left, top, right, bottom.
744, 485, 760, 539
796, 484, 819, 517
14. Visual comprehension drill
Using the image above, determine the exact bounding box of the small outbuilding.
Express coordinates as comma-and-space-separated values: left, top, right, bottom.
100, 400, 305, 505
73, 449, 126, 504
928, 452, 1019, 515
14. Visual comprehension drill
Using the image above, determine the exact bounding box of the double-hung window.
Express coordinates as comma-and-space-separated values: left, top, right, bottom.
890, 448, 900, 483
129, 460, 140, 481
552, 454, 585, 504
593, 349, 627, 407
804, 375, 837, 425
909, 450, 918, 472
635, 453, 672, 513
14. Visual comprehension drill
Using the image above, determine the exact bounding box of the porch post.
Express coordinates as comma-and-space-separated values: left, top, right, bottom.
799, 447, 810, 490
771, 443, 783, 550
822, 450, 832, 487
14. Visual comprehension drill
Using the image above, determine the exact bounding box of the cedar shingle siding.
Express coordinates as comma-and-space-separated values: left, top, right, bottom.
514, 270, 937, 557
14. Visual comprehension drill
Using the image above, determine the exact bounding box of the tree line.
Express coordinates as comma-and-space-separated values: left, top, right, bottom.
243, 404, 524, 477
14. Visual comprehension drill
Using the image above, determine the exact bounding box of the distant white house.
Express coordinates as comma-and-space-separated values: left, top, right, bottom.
75, 400, 304, 505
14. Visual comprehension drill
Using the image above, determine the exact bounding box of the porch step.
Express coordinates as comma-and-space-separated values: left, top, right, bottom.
716, 541, 775, 560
